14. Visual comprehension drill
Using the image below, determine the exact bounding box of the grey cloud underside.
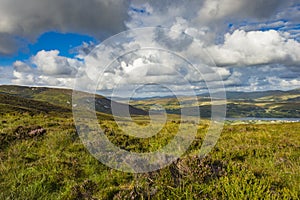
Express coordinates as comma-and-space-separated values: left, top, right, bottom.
232, 0, 288, 19
0, 33, 20, 55
154, 29, 194, 52
0, 0, 130, 55
13, 61, 32, 73
133, 0, 287, 18
131, 0, 290, 26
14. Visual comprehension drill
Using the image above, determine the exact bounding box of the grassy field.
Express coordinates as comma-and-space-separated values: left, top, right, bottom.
0, 112, 299, 199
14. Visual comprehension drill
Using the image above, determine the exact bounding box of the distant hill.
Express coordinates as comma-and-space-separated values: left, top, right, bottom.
128, 88, 300, 118
0, 85, 148, 116
200, 88, 300, 101
114, 88, 300, 101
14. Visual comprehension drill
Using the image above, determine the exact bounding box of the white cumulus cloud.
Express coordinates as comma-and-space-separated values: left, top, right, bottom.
209, 30, 300, 66
12, 50, 83, 88
32, 50, 81, 76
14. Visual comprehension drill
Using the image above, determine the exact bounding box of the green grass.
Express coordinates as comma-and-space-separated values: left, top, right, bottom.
0, 112, 299, 199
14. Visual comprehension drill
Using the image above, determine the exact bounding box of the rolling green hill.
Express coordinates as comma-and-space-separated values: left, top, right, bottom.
0, 85, 148, 116
0, 93, 71, 115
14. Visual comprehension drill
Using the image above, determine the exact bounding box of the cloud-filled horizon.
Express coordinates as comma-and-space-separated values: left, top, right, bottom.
0, 0, 299, 96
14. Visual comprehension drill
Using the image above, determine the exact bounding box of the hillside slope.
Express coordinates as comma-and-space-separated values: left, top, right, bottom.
0, 93, 71, 115
0, 85, 148, 116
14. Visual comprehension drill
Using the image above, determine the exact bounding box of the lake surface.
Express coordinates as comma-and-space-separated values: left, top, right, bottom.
226, 118, 300, 122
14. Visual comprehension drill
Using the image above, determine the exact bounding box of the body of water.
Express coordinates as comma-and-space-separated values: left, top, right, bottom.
226, 118, 300, 122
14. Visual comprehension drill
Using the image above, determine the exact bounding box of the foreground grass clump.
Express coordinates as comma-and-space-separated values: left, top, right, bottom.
0, 113, 299, 199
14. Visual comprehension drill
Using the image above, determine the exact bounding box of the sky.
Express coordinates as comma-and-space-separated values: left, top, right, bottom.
0, 0, 299, 96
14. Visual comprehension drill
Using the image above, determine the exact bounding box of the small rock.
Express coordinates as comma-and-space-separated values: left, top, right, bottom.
28, 128, 46, 137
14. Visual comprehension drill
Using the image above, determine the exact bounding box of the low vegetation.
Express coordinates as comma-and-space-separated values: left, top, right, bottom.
0, 111, 299, 199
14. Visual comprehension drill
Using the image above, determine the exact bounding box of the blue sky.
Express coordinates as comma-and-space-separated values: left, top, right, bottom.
0, 0, 299, 95
0, 32, 96, 66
